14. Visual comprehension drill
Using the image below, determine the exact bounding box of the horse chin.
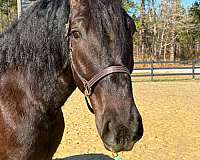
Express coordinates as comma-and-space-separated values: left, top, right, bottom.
103, 141, 135, 153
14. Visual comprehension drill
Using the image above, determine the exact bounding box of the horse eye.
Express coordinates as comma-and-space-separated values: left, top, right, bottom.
71, 31, 81, 39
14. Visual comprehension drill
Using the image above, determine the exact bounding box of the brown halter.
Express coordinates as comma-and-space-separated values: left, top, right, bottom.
69, 40, 131, 114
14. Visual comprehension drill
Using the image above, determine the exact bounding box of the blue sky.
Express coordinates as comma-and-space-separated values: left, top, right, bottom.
182, 0, 197, 7
133, 0, 197, 7
128, 0, 198, 17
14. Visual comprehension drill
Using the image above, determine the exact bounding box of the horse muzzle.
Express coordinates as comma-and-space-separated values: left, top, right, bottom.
101, 116, 143, 153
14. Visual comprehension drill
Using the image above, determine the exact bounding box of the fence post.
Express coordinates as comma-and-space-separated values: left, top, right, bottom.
192, 60, 195, 80
17, 0, 22, 19
151, 60, 154, 81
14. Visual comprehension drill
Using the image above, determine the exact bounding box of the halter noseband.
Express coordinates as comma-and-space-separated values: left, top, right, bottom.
69, 40, 131, 114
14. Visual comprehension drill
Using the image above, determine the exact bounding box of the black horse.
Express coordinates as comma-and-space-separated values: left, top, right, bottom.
0, 0, 143, 159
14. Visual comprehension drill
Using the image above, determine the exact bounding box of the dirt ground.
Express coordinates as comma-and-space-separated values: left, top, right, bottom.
53, 80, 200, 160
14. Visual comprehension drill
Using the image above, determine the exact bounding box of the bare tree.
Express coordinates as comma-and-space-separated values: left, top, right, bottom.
122, 0, 200, 61
139, 0, 145, 60
170, 0, 180, 61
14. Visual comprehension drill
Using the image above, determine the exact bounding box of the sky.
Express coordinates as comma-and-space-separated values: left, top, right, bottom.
182, 0, 197, 7
133, 0, 198, 8
127, 0, 198, 17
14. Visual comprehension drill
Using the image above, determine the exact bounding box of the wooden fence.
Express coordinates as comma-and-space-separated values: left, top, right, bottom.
132, 60, 200, 80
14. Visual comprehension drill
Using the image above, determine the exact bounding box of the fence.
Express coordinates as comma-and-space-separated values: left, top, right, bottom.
132, 60, 200, 80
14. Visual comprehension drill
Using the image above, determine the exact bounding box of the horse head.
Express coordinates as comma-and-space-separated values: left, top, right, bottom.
66, 0, 143, 153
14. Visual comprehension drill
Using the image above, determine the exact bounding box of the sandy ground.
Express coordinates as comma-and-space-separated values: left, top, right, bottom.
53, 80, 200, 160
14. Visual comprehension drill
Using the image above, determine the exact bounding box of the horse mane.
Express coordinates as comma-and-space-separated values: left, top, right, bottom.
0, 0, 70, 75
0, 0, 132, 75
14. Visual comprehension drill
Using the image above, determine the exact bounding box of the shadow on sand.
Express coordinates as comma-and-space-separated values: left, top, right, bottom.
54, 154, 113, 160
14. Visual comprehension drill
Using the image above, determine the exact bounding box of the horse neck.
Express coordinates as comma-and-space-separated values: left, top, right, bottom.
33, 67, 76, 114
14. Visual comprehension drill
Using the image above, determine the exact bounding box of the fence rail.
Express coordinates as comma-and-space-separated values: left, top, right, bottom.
132, 60, 200, 80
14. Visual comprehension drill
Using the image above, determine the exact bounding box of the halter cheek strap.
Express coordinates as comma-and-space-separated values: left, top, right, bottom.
69, 40, 130, 114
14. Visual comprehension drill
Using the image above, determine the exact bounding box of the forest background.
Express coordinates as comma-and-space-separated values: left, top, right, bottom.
1, 0, 200, 61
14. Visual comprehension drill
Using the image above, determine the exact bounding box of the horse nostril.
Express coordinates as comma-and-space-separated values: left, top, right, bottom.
102, 121, 112, 139
115, 125, 131, 145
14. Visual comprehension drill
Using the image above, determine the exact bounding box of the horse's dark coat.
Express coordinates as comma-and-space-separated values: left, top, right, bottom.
0, 0, 143, 159
0, 1, 76, 159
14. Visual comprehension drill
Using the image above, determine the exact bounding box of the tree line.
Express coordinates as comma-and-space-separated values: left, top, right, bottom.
121, 0, 200, 62
1, 0, 200, 62
0, 0, 17, 32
